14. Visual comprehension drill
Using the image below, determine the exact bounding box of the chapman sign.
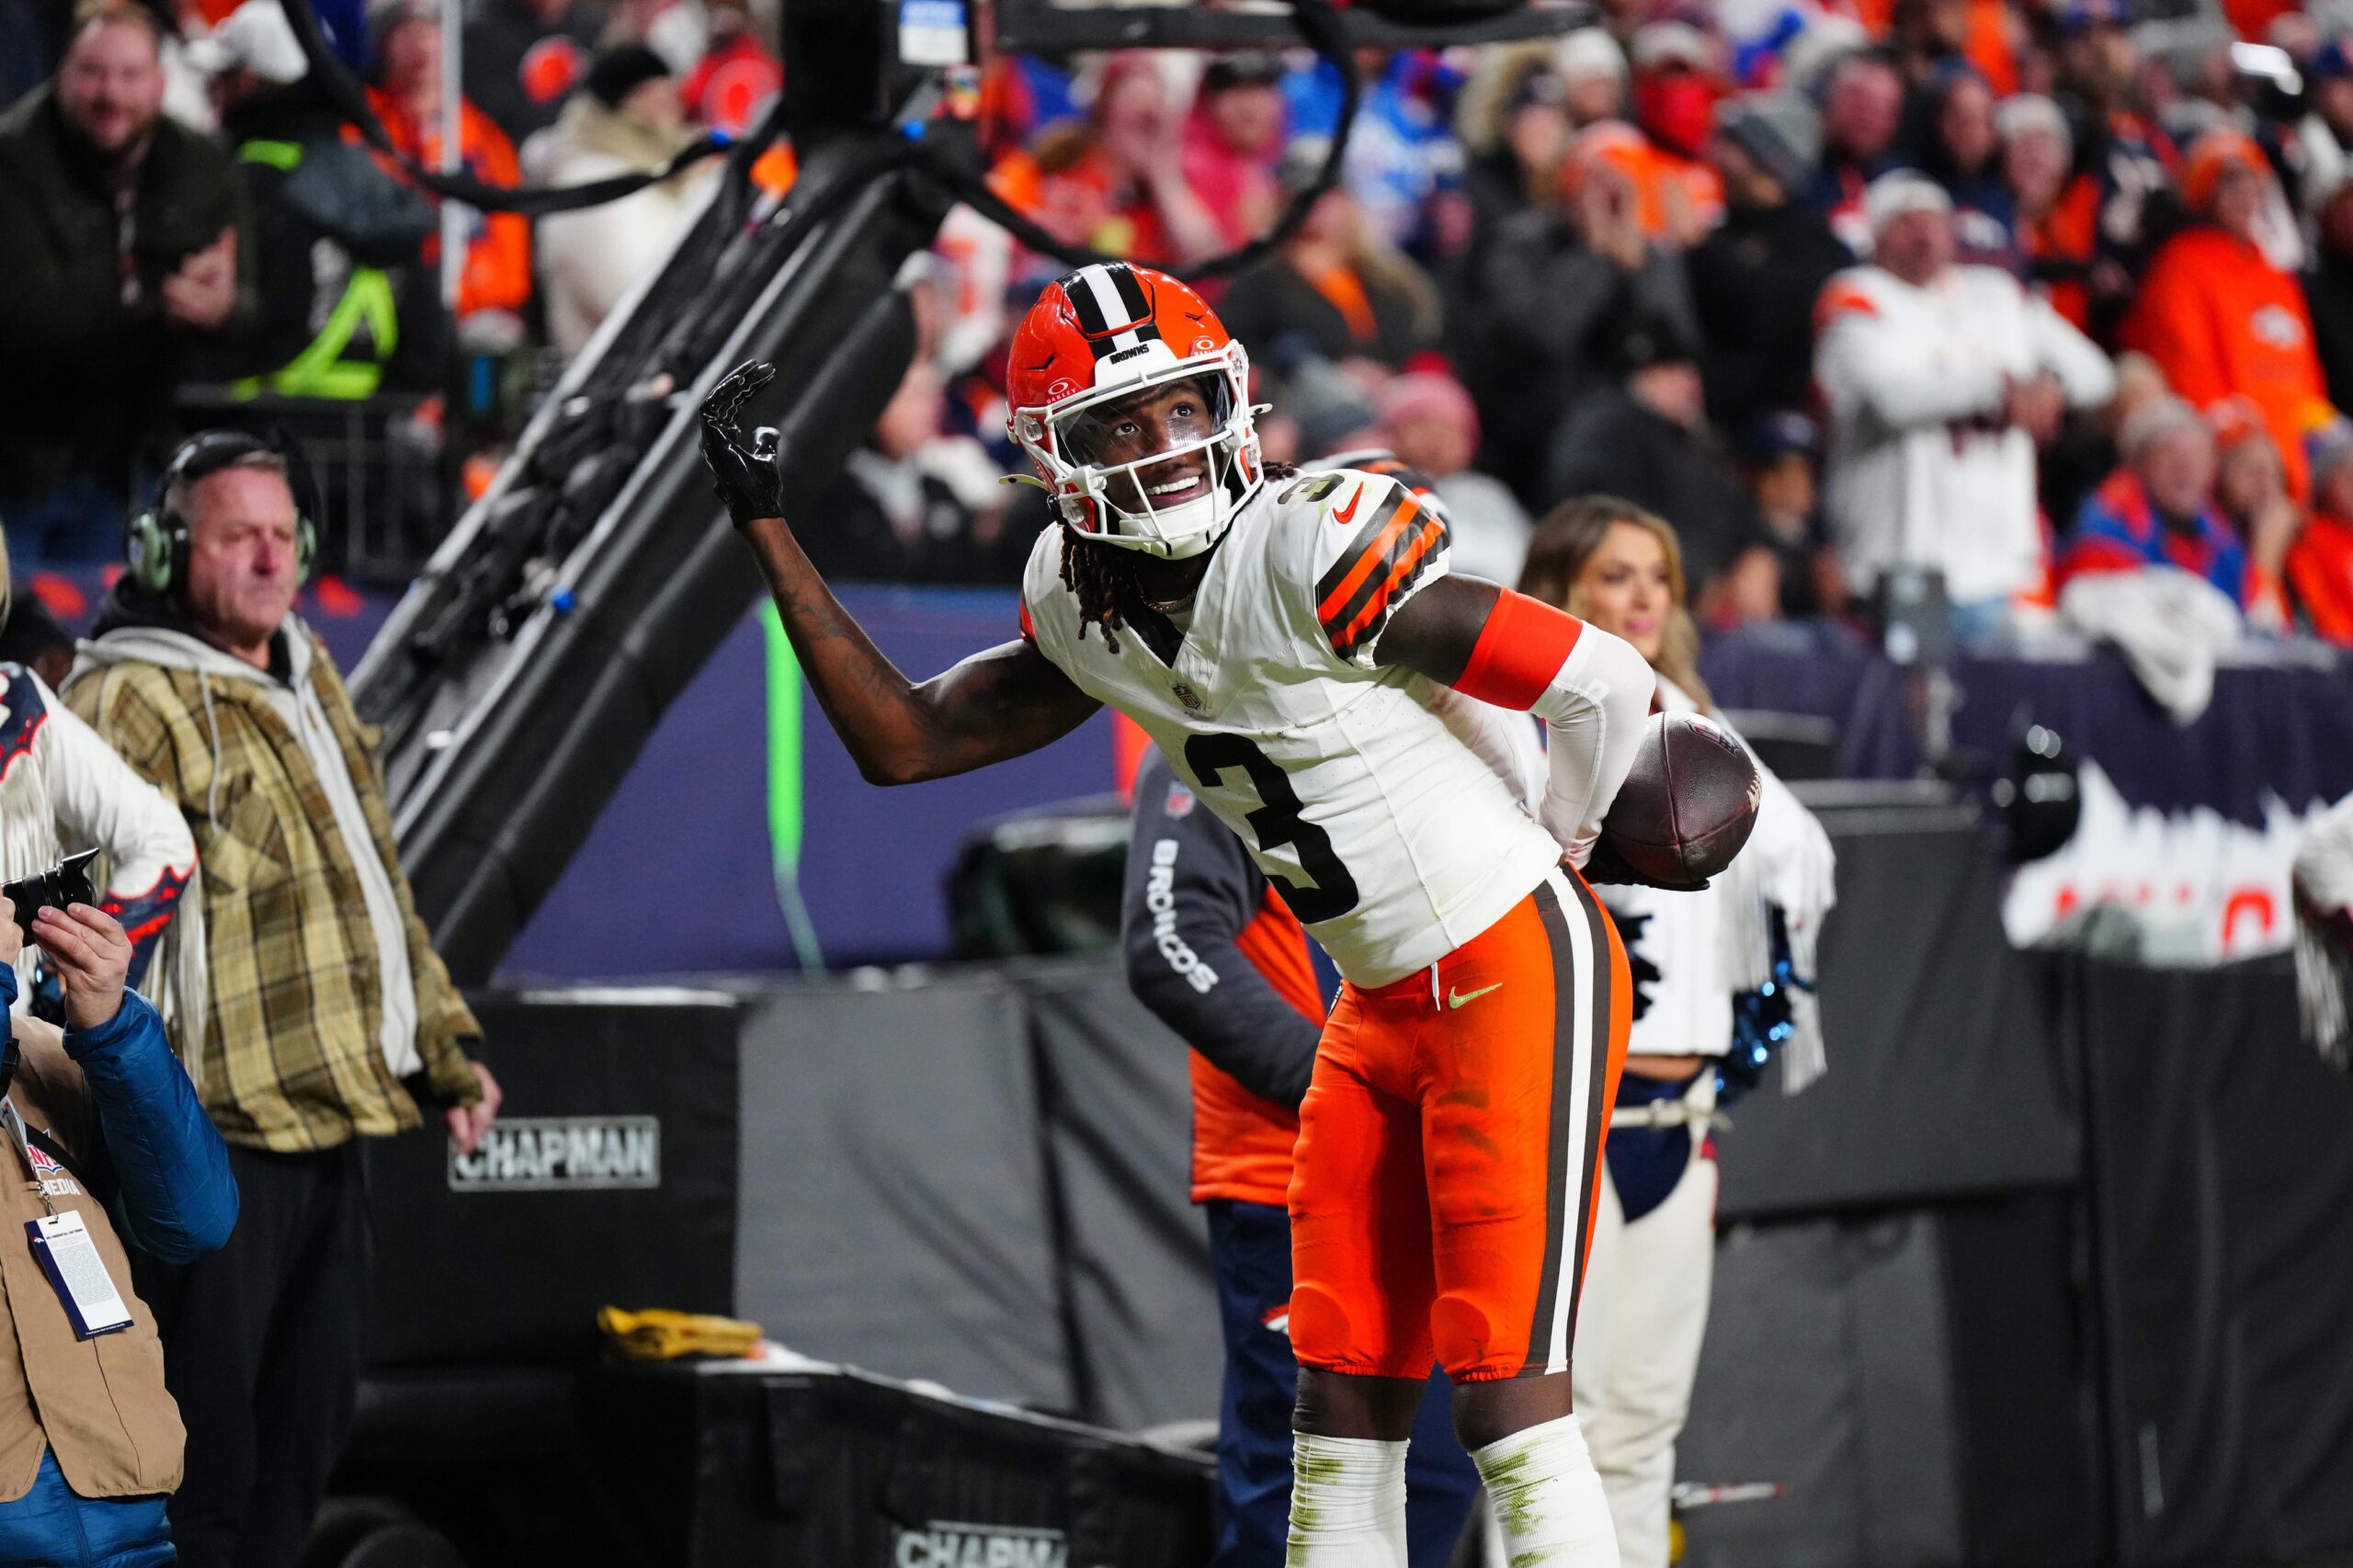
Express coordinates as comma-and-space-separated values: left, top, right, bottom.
448, 1116, 660, 1192
892, 1521, 1077, 1568
2006, 760, 2338, 964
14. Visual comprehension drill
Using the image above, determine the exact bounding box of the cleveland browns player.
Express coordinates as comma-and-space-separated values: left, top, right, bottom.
703, 261, 1661, 1567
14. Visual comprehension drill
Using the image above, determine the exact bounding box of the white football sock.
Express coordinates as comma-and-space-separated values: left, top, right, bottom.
1285, 1432, 1408, 1566
1471, 1412, 1620, 1567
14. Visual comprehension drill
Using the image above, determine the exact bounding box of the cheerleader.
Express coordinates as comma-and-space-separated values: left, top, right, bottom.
1518, 495, 1837, 1568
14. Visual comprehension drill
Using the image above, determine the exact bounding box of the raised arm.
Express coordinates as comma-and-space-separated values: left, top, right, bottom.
1375, 574, 1655, 866
703, 362, 1100, 785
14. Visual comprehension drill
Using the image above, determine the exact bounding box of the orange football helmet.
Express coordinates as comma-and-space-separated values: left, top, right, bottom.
1006, 262, 1264, 559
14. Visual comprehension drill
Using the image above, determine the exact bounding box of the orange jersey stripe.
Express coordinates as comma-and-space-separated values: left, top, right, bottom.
1333, 517, 1446, 652
1316, 493, 1423, 626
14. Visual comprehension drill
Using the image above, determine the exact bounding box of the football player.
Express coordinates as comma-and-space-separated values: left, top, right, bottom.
703, 261, 1659, 1568
1122, 743, 1480, 1566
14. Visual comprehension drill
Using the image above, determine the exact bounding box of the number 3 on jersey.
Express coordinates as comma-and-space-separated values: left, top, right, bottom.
1182, 734, 1361, 924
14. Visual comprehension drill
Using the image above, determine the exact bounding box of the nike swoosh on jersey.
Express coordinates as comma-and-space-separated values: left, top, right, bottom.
1332, 483, 1363, 527
1316, 485, 1450, 661
1449, 982, 1503, 1009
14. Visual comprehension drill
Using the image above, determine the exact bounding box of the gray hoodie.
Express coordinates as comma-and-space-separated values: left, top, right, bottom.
71, 619, 422, 1079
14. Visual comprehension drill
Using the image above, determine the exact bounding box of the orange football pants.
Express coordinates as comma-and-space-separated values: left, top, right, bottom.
1288, 868, 1631, 1383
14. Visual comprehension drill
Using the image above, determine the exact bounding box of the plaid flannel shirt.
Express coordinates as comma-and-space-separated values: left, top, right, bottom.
64, 629, 481, 1153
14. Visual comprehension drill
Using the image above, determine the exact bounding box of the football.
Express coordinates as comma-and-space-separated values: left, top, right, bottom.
1601, 712, 1763, 888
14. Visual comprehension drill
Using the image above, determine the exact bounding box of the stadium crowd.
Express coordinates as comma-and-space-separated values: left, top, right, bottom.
0, 0, 2353, 654
13, 0, 2353, 636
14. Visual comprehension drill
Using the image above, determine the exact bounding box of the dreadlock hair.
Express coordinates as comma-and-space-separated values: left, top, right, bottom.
1055, 461, 1298, 651
1059, 522, 1141, 652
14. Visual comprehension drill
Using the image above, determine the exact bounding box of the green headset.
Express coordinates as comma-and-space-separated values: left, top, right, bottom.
125, 429, 318, 597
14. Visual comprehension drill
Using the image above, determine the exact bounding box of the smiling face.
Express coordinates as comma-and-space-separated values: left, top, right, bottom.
1571, 520, 1674, 664
56, 14, 165, 162
1060, 375, 1222, 516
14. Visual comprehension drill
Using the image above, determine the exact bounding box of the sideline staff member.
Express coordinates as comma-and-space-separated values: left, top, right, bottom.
0, 893, 237, 1568
65, 431, 501, 1568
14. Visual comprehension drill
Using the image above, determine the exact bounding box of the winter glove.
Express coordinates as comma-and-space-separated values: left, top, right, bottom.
699, 359, 786, 528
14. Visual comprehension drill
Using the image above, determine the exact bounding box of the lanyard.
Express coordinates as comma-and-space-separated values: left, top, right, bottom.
0, 1101, 56, 1218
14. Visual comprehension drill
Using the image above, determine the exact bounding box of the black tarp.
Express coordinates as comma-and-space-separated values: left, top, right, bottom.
1714, 798, 2077, 1219
1677, 1211, 1969, 1568
2071, 957, 2353, 1567
1025, 967, 1223, 1433
365, 988, 742, 1365
733, 972, 1074, 1409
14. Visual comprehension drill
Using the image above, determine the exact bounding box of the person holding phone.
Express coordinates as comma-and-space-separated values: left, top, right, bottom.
0, 892, 238, 1568
0, 0, 257, 566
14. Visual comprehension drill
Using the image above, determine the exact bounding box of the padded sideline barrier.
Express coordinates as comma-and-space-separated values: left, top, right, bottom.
573, 1361, 1212, 1568
2071, 957, 2353, 1567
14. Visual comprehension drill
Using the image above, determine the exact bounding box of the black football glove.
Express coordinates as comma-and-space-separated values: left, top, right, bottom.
699, 359, 786, 528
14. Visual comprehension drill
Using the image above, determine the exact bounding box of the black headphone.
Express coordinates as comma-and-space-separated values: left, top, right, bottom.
125, 429, 318, 597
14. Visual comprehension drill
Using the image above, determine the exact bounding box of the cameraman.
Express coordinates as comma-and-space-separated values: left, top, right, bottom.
0, 892, 237, 1568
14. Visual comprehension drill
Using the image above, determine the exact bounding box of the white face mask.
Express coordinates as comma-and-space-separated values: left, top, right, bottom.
1017, 350, 1265, 561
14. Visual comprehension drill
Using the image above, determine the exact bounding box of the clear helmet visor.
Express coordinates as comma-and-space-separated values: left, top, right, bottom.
1051, 371, 1236, 473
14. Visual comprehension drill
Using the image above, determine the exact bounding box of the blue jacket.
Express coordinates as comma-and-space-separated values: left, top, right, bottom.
3, 964, 237, 1263
0, 965, 235, 1568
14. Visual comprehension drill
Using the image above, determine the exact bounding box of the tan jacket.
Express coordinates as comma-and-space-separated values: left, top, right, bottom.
0, 1017, 183, 1502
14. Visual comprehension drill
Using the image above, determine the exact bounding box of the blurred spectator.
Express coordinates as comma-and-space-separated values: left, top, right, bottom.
2306, 175, 2353, 410
1281, 49, 1464, 254
1815, 172, 2115, 635
463, 0, 601, 145
1478, 132, 1697, 497
989, 54, 1224, 267
2127, 129, 2335, 497
368, 0, 533, 335
0, 0, 256, 565
2059, 395, 2284, 616
1218, 142, 1443, 373
2290, 40, 2353, 213
1889, 0, 1970, 87
1374, 369, 1532, 583
1807, 48, 1906, 250
2211, 401, 2302, 591
1689, 96, 1850, 435
1455, 47, 1574, 253
1730, 410, 1837, 619
529, 47, 708, 360
1626, 21, 1728, 239
1182, 53, 1287, 249
2288, 417, 2353, 642
198, 0, 442, 398
1543, 311, 1761, 595
2001, 93, 2106, 333
805, 359, 1028, 585
1560, 28, 1632, 128
2055, 396, 2280, 719
678, 0, 778, 137
1919, 63, 2019, 269
2052, 0, 2179, 322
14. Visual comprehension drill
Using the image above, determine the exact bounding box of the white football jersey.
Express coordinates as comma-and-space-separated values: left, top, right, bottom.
1020, 469, 1565, 987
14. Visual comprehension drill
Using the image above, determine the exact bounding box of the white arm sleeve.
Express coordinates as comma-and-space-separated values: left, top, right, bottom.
1530, 626, 1655, 867
33, 671, 197, 902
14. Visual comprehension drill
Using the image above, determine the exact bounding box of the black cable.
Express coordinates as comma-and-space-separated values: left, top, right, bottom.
266, 0, 1358, 278
273, 0, 727, 217
918, 0, 1360, 281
